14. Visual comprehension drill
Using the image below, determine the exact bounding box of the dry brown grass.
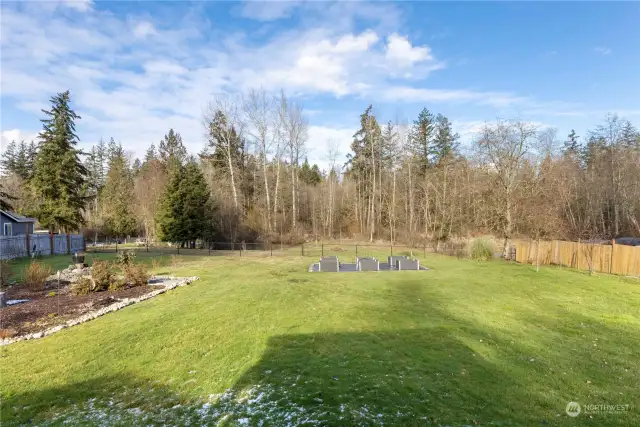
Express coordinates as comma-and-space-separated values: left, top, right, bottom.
24, 261, 53, 291
0, 328, 18, 339
150, 258, 161, 274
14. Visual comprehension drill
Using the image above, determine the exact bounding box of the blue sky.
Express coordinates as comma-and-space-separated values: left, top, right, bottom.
1, 1, 639, 166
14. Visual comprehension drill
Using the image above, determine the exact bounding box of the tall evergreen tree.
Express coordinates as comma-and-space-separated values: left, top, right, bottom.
100, 146, 137, 238
156, 158, 214, 244
158, 129, 187, 171
410, 107, 436, 174
0, 140, 17, 174
144, 143, 158, 164
0, 184, 14, 211
298, 158, 322, 186
620, 120, 639, 148
30, 90, 87, 232
14, 141, 30, 179
432, 114, 459, 166
563, 129, 581, 157
132, 158, 142, 175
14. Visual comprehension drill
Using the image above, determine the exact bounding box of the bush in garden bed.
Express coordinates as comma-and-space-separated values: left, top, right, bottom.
24, 261, 53, 291
124, 263, 149, 287
91, 260, 114, 292
70, 277, 94, 296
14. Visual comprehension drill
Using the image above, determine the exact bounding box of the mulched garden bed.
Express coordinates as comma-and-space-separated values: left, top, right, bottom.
1, 281, 155, 337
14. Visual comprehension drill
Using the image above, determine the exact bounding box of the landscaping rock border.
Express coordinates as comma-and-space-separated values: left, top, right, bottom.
0, 276, 199, 346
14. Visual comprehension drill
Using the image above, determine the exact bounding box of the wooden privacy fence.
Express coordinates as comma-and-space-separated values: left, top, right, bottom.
513, 239, 640, 277
0, 234, 86, 260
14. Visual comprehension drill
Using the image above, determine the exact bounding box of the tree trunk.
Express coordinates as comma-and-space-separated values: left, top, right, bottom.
273, 157, 281, 231
503, 191, 512, 258
262, 155, 271, 233
291, 166, 296, 230
227, 148, 238, 210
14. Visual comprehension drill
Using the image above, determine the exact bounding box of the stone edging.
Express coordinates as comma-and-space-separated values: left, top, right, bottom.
0, 276, 199, 346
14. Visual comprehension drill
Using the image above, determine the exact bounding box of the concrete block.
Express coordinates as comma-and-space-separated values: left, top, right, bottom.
397, 258, 420, 270
388, 255, 408, 269
358, 257, 379, 271
319, 258, 339, 272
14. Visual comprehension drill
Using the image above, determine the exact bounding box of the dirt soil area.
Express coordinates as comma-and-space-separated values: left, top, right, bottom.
0, 281, 155, 337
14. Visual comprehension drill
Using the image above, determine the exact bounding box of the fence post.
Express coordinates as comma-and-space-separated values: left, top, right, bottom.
208, 241, 211, 255
609, 239, 615, 274
115, 240, 118, 253
49, 233, 54, 255
270, 242, 273, 257
146, 241, 149, 252
26, 233, 31, 257
66, 234, 71, 254
177, 243, 179, 255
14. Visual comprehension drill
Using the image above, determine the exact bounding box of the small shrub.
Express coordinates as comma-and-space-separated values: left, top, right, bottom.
47, 291, 56, 297
71, 277, 94, 296
91, 260, 113, 292
108, 277, 127, 291
24, 261, 53, 291
117, 250, 136, 267
0, 260, 12, 288
124, 263, 149, 287
467, 237, 497, 261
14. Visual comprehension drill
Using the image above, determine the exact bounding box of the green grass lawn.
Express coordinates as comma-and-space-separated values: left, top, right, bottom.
1, 251, 638, 426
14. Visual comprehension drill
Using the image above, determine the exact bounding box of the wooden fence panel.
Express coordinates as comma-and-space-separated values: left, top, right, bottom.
30, 234, 51, 256
70, 234, 84, 253
53, 235, 68, 255
0, 235, 27, 259
513, 238, 639, 277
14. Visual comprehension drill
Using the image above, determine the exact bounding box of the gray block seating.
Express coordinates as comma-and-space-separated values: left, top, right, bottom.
357, 257, 379, 271
388, 255, 408, 269
397, 258, 420, 270
319, 256, 339, 272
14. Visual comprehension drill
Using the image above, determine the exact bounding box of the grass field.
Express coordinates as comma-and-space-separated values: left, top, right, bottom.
1, 251, 638, 426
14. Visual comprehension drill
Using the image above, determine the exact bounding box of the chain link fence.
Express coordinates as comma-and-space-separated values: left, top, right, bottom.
85, 240, 459, 261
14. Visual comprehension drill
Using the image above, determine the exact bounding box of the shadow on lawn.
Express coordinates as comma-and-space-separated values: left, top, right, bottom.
2, 281, 637, 426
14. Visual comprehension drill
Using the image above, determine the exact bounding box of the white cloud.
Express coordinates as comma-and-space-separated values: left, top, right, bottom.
385, 33, 432, 66
0, 2, 577, 162
61, 0, 93, 12
382, 86, 527, 108
594, 46, 611, 55
240, 0, 300, 21
143, 60, 189, 75
133, 21, 157, 38
306, 125, 354, 170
